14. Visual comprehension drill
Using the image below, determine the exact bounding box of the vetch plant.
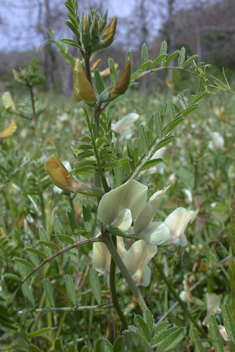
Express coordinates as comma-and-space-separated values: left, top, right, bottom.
1, 1, 234, 351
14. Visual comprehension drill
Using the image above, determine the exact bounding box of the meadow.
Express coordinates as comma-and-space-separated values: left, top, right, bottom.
1, 3, 235, 351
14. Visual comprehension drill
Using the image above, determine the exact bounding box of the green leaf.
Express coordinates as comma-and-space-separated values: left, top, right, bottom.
141, 43, 148, 64
167, 100, 176, 121
138, 60, 152, 71
68, 344, 77, 352
156, 328, 184, 352
61, 39, 82, 49
139, 125, 149, 155
30, 344, 45, 352
190, 91, 208, 104
4, 273, 22, 281
56, 234, 75, 244
189, 328, 204, 352
164, 116, 184, 135
160, 41, 167, 66
39, 226, 52, 256
178, 47, 185, 67
150, 54, 166, 69
154, 111, 163, 139
82, 198, 93, 234
181, 104, 198, 116
25, 242, 40, 266
114, 165, 123, 187
108, 58, 118, 85
22, 283, 35, 308
14, 257, 34, 269
143, 310, 154, 332
28, 328, 51, 339
151, 327, 178, 346
94, 69, 105, 95
66, 206, 79, 236
38, 241, 60, 251
43, 279, 55, 307
94, 338, 104, 352
65, 274, 77, 306
65, 20, 80, 38
209, 315, 224, 352
152, 136, 175, 154
113, 336, 124, 352
53, 338, 64, 352
222, 304, 235, 341
81, 347, 90, 352
182, 54, 198, 68
152, 321, 169, 337
164, 50, 180, 66
139, 159, 162, 172
126, 50, 133, 73
25, 248, 47, 260
90, 268, 101, 304
134, 314, 151, 341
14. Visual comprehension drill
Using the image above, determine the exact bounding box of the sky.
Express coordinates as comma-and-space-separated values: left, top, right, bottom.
0, 0, 134, 52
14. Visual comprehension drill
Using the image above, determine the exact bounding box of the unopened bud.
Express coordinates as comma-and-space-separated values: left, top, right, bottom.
73, 59, 98, 106
0, 121, 17, 139
91, 16, 117, 52
2, 92, 18, 113
100, 63, 119, 78
98, 10, 108, 34
91, 58, 102, 71
81, 15, 90, 48
110, 59, 131, 97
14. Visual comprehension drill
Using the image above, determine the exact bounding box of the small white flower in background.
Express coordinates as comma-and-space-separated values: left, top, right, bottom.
122, 240, 157, 286
209, 131, 224, 150
179, 277, 203, 305
164, 207, 194, 247
182, 189, 193, 204
149, 147, 166, 175
59, 113, 69, 121
168, 173, 177, 184
112, 113, 139, 139
218, 325, 230, 341
134, 186, 170, 245
202, 293, 221, 327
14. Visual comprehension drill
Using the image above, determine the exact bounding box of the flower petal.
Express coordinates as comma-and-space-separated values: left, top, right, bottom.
164, 207, 193, 245
112, 113, 139, 138
97, 179, 147, 227
137, 222, 170, 245
134, 186, 170, 235
123, 240, 157, 286
113, 208, 132, 232
92, 240, 111, 275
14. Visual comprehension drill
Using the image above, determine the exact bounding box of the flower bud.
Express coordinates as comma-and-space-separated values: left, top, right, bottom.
0, 121, 17, 139
100, 63, 119, 78
73, 59, 98, 106
2, 92, 18, 113
91, 58, 102, 71
81, 15, 90, 48
91, 16, 117, 52
110, 59, 131, 97
98, 10, 108, 34
45, 155, 85, 193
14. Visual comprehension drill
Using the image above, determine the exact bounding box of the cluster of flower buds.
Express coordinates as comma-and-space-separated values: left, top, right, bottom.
64, 0, 117, 53
73, 59, 131, 106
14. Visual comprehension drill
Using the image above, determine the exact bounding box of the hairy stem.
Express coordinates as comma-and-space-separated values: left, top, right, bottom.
28, 84, 41, 141
14, 237, 104, 296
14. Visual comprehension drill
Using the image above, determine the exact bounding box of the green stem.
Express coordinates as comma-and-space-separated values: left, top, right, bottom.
105, 234, 148, 313
55, 311, 68, 339
153, 258, 206, 338
14, 237, 104, 296
19, 304, 112, 314
109, 235, 128, 329
28, 84, 41, 142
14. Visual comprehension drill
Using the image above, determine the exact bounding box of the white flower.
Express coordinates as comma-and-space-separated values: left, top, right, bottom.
92, 236, 157, 287
97, 179, 148, 232
149, 147, 166, 175
182, 189, 193, 204
134, 187, 170, 245
112, 113, 139, 139
92, 235, 126, 275
122, 240, 157, 286
209, 132, 224, 150
202, 293, 221, 327
164, 207, 194, 247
